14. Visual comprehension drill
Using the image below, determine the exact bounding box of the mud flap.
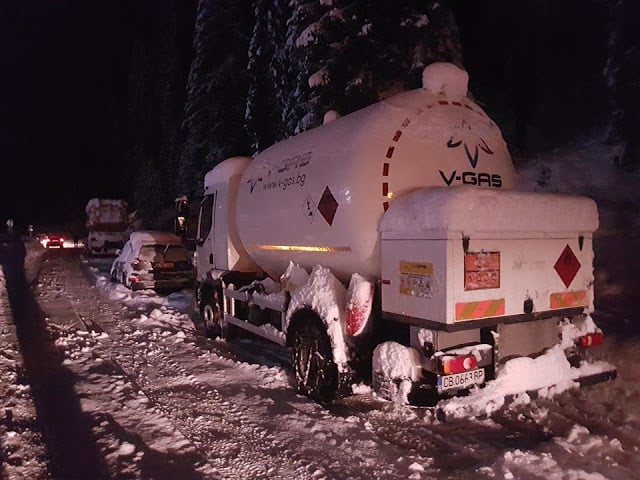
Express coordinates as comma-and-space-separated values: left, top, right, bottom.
574, 368, 617, 387
372, 371, 439, 407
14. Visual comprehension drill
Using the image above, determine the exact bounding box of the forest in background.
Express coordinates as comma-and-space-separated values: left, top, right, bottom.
3, 0, 636, 228
122, 0, 466, 224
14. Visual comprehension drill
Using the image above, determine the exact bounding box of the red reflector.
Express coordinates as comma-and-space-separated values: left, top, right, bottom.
442, 354, 477, 374
580, 332, 604, 348
129, 276, 140, 283
345, 274, 373, 336
346, 305, 366, 336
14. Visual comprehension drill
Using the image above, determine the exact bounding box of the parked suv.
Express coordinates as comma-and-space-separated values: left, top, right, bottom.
110, 231, 194, 292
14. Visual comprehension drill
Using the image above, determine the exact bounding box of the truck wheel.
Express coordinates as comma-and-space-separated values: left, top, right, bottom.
290, 320, 339, 404
200, 289, 232, 339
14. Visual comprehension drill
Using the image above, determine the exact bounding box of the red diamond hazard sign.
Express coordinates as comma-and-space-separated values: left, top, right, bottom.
318, 186, 338, 226
554, 245, 581, 288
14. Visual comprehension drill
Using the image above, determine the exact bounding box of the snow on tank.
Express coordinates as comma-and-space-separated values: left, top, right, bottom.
235, 63, 518, 280
204, 156, 253, 194
421, 62, 469, 100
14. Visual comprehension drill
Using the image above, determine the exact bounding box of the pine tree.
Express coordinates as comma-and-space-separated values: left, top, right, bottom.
279, 0, 327, 135
607, 0, 640, 171
178, 0, 253, 197
279, 0, 463, 136
245, 0, 290, 152
125, 0, 195, 221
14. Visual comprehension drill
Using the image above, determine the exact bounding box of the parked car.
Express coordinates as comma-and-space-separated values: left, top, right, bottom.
110, 231, 194, 292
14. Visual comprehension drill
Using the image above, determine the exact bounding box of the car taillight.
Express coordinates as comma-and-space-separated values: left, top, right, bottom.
579, 332, 604, 348
439, 354, 477, 375
129, 276, 140, 283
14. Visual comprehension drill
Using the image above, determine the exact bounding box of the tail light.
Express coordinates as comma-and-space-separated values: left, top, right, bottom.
579, 332, 604, 348
439, 354, 477, 375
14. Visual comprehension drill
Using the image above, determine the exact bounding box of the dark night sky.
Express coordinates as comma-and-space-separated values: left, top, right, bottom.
0, 0, 613, 233
1, 0, 129, 231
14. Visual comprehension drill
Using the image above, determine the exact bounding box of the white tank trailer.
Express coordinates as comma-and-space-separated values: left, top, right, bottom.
193, 63, 616, 405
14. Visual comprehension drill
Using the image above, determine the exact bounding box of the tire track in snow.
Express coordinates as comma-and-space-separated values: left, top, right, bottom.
59, 251, 640, 480
78, 255, 440, 479
67, 253, 319, 479
37, 251, 212, 479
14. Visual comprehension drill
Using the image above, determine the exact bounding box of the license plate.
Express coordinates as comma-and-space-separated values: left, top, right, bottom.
438, 368, 485, 392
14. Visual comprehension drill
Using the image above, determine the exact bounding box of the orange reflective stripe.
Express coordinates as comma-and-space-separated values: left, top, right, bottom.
455, 299, 505, 321
550, 291, 588, 309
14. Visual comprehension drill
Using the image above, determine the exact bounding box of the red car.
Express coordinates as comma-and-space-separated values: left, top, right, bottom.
41, 234, 65, 248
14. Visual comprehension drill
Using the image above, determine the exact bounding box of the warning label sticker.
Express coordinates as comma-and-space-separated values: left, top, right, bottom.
399, 261, 433, 298
301, 194, 316, 224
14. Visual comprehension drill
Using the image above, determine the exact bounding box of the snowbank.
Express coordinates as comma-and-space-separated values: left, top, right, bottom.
437, 315, 614, 418
24, 238, 46, 284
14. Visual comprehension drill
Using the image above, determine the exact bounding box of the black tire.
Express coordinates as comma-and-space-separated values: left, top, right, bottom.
290, 319, 339, 404
200, 288, 232, 339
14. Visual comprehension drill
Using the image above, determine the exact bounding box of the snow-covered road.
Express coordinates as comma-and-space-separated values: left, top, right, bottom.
1, 247, 639, 479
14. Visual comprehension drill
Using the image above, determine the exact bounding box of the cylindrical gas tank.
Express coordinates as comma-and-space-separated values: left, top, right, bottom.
236, 64, 517, 280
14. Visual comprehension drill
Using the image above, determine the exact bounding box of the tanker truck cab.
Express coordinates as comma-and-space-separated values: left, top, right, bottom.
194, 62, 615, 406
195, 156, 266, 338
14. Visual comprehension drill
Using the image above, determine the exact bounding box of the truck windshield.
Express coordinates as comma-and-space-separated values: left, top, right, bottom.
197, 194, 214, 244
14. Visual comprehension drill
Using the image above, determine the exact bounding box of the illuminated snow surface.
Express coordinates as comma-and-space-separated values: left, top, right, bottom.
2, 137, 640, 479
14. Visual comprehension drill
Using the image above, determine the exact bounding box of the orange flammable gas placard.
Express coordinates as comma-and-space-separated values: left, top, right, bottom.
455, 299, 505, 321
550, 291, 588, 309
464, 251, 500, 291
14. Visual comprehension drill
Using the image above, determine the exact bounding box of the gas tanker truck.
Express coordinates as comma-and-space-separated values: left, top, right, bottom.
193, 63, 615, 405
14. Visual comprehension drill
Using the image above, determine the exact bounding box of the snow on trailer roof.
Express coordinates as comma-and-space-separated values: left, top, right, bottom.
204, 156, 253, 192
128, 231, 184, 248
380, 186, 599, 235
85, 198, 128, 213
